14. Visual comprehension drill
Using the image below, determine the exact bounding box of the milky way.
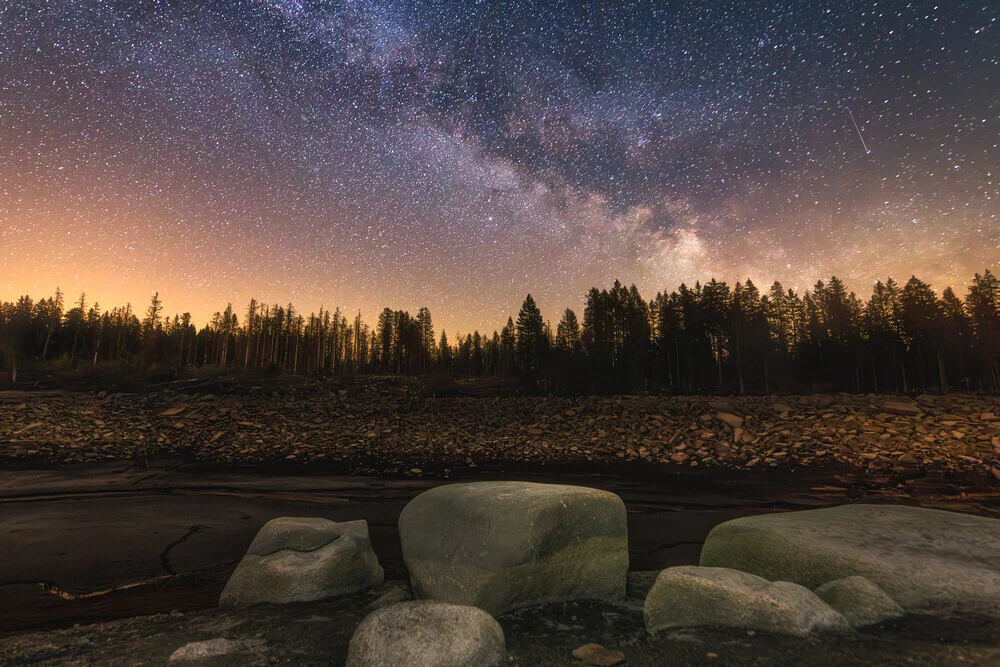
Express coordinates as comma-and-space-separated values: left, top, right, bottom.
1, 0, 997, 334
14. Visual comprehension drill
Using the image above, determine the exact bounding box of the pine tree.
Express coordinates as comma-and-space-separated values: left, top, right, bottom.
143, 292, 163, 334
555, 308, 581, 352
966, 270, 1000, 391
515, 294, 544, 372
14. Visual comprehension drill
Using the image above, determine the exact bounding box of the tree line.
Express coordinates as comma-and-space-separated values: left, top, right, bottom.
1, 269, 998, 395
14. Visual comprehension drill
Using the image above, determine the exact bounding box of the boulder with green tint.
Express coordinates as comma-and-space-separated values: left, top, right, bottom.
700, 504, 1000, 614
398, 482, 628, 616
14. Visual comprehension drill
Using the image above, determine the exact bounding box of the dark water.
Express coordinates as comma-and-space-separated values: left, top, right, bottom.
1, 461, 997, 637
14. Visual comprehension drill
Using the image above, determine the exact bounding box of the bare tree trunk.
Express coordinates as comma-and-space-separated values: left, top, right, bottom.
937, 351, 948, 393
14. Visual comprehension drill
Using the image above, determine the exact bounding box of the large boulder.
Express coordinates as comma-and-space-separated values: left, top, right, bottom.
699, 504, 1000, 613
346, 601, 505, 667
220, 517, 383, 608
398, 482, 628, 616
643, 566, 850, 637
815, 576, 905, 627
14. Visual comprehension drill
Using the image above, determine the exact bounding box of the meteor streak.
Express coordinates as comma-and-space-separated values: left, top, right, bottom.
848, 108, 870, 154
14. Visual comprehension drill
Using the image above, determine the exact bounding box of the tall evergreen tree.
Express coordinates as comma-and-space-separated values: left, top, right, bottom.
515, 294, 544, 372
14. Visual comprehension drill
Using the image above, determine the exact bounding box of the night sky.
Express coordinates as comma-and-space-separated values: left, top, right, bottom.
1, 1, 997, 334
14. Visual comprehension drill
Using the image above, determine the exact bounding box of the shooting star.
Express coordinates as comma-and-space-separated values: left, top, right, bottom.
847, 108, 871, 154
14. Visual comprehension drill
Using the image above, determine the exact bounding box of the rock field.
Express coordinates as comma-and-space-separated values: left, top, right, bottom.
2, 381, 999, 481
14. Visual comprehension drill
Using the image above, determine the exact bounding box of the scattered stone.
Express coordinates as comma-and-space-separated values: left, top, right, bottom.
399, 481, 628, 615
815, 576, 905, 627
771, 402, 792, 417
882, 400, 923, 417
716, 412, 744, 429
699, 504, 1000, 614
220, 517, 383, 608
643, 566, 850, 637
346, 601, 505, 667
168, 638, 241, 662
572, 642, 625, 666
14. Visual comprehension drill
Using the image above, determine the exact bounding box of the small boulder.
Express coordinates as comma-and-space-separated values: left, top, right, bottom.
346, 601, 505, 667
815, 576, 905, 627
220, 517, 383, 608
399, 482, 628, 615
643, 566, 850, 637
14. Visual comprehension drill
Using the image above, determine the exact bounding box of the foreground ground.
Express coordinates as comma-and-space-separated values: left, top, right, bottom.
2, 379, 999, 663
2, 580, 999, 666
2, 378, 999, 481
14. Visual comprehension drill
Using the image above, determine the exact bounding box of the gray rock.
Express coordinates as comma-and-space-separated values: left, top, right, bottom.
168, 638, 241, 662
346, 601, 505, 667
815, 576, 905, 627
398, 481, 628, 616
699, 504, 1000, 613
643, 566, 850, 637
220, 518, 383, 608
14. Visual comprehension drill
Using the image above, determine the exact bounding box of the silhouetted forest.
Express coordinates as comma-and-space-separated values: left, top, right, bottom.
2, 270, 999, 395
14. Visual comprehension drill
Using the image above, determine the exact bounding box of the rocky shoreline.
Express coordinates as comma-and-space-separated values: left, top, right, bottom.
2, 483, 999, 666
2, 382, 999, 481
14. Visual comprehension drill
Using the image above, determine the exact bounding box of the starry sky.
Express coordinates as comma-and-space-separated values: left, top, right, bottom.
1, 1, 997, 334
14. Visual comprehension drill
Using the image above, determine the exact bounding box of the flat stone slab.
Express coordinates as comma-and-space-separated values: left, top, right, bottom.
220, 518, 383, 608
643, 566, 850, 637
398, 481, 628, 616
699, 504, 1000, 613
347, 601, 505, 666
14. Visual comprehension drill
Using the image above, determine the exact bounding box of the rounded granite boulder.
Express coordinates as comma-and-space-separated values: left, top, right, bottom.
346, 601, 505, 667
398, 481, 628, 616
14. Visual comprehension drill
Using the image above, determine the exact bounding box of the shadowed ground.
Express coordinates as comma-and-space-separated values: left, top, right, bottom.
2, 460, 998, 637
